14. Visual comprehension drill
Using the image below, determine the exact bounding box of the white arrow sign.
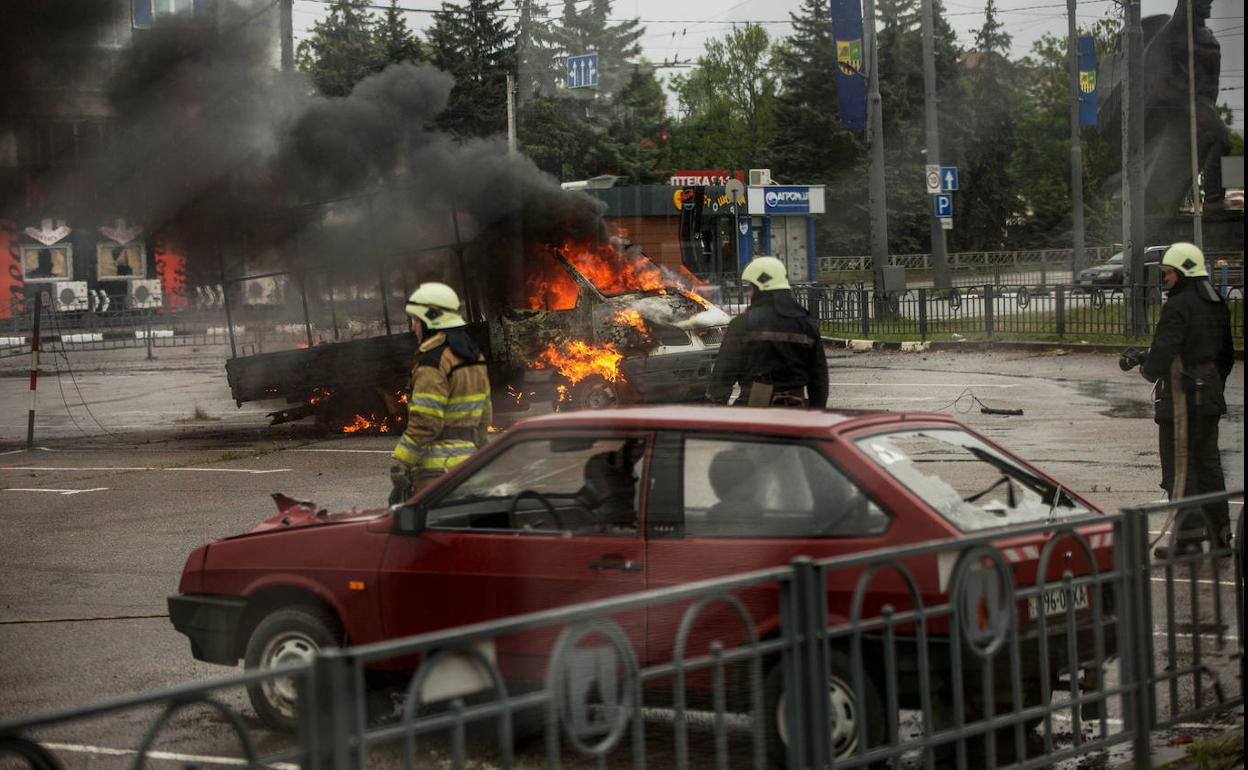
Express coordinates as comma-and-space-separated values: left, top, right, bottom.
99, 218, 143, 245
25, 218, 71, 246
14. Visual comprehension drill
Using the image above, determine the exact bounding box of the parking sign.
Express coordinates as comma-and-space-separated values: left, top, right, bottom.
933, 194, 953, 217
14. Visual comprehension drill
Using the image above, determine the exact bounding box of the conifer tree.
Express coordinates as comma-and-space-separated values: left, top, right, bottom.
427, 0, 516, 138
296, 0, 384, 97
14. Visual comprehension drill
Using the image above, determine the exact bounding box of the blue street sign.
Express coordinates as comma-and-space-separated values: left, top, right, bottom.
566, 54, 599, 89
934, 193, 953, 217
940, 166, 959, 191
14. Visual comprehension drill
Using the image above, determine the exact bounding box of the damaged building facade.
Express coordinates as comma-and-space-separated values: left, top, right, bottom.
0, 0, 233, 316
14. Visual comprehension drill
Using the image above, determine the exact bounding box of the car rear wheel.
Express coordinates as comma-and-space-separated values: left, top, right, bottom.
763, 650, 886, 769
244, 606, 343, 731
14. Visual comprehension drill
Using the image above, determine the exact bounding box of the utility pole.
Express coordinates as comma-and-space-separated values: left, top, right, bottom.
506, 72, 518, 154
865, 0, 890, 290
921, 0, 950, 289
1185, 0, 1203, 247
1068, 0, 1086, 277
279, 0, 293, 72
1122, 0, 1148, 335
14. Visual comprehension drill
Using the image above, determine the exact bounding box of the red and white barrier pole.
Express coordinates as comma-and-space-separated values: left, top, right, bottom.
26, 291, 43, 450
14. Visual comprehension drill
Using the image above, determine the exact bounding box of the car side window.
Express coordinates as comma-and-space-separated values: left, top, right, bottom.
425, 436, 647, 535
681, 437, 889, 538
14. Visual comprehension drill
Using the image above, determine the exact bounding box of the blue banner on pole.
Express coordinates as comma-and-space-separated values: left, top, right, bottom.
830, 0, 866, 129
132, 0, 153, 29
1077, 36, 1097, 127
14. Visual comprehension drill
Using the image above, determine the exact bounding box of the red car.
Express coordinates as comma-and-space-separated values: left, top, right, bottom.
169, 407, 1115, 760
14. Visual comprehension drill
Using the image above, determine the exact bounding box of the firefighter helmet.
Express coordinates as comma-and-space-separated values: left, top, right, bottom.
1161, 242, 1208, 278
741, 257, 791, 291
405, 283, 466, 329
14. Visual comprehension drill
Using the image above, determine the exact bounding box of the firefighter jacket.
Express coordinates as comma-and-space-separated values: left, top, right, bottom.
1140, 276, 1234, 423
707, 289, 829, 407
392, 329, 492, 473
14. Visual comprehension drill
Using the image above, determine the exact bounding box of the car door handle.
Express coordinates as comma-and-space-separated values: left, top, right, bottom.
588, 556, 643, 573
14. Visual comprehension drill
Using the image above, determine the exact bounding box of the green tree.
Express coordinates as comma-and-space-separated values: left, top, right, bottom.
549, 0, 645, 100
872, 0, 964, 254
603, 64, 670, 183
1008, 19, 1119, 247
768, 0, 867, 254
296, 0, 384, 97
377, 0, 426, 65
670, 25, 777, 170
427, 0, 516, 138
947, 0, 1023, 251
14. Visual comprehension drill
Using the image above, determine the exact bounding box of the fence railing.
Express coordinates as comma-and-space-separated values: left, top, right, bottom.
1, 491, 1241, 770
815, 248, 1244, 275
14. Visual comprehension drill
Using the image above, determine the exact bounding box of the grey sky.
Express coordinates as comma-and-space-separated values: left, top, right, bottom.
292, 0, 1244, 133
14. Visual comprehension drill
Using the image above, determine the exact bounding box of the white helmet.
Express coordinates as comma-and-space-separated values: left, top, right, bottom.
405, 283, 465, 330
1161, 242, 1208, 278
741, 257, 791, 291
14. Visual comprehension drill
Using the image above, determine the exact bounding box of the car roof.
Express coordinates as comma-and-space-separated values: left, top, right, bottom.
509, 405, 957, 438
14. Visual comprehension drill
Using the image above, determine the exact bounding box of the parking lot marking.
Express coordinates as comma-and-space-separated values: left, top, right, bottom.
43, 742, 297, 770
3, 487, 109, 495
828, 382, 1019, 388
2, 466, 154, 472
171, 467, 290, 474
0, 466, 290, 475
289, 448, 393, 454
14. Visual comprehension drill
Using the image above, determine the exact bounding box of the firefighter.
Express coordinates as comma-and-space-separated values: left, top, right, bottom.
707, 256, 829, 408
389, 283, 492, 505
1138, 243, 1234, 558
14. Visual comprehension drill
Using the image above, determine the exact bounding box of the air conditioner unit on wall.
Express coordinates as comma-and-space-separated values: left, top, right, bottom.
53, 282, 89, 312
748, 168, 772, 186
127, 279, 163, 309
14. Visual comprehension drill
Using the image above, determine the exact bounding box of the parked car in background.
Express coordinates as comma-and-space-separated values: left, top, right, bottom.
1075, 246, 1167, 288
168, 406, 1116, 764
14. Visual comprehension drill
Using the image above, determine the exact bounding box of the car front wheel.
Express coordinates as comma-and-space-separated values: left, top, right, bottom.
763, 649, 886, 769
244, 606, 343, 731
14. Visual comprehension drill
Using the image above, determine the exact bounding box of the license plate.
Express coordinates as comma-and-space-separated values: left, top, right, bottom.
1028, 584, 1089, 620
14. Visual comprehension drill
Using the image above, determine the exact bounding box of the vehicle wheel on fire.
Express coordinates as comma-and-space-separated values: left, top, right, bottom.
763, 649, 886, 769
313, 387, 397, 434
243, 605, 343, 731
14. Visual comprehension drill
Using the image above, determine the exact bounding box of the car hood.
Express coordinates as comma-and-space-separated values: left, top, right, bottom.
226, 493, 386, 538
607, 293, 731, 330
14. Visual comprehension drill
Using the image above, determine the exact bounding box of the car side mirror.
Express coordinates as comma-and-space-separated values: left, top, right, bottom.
393, 503, 428, 535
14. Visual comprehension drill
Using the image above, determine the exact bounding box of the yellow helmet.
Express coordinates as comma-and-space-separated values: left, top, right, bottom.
1161, 243, 1208, 278
405, 282, 466, 330
741, 257, 790, 291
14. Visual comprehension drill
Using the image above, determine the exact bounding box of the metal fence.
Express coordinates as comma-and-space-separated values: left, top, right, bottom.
797, 283, 1244, 344
1, 491, 1241, 770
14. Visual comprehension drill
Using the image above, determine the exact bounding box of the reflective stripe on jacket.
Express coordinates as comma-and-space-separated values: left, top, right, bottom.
392, 332, 493, 472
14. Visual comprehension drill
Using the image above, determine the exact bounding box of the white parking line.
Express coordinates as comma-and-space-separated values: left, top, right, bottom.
172, 468, 291, 474
43, 742, 297, 770
288, 448, 393, 454
0, 466, 290, 475
3, 487, 109, 495
827, 382, 1019, 388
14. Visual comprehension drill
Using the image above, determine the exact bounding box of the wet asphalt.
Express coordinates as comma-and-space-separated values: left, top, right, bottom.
0, 343, 1241, 769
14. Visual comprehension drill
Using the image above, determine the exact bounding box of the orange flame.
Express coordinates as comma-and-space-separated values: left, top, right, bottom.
613, 308, 647, 333
341, 414, 392, 434
308, 387, 333, 405
536, 340, 623, 384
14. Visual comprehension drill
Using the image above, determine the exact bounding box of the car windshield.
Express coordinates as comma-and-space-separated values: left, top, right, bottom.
1106, 253, 1123, 265
855, 429, 1088, 532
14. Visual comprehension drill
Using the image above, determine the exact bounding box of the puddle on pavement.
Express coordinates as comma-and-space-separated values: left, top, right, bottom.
1071, 380, 1154, 419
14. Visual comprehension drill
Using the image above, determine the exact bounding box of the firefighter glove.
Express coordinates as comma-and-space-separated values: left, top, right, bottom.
389, 465, 413, 505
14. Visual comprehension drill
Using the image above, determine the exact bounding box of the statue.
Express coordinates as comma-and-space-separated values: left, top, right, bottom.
1098, 0, 1231, 217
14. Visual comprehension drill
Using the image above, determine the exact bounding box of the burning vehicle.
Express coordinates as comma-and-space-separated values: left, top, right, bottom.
225, 233, 730, 429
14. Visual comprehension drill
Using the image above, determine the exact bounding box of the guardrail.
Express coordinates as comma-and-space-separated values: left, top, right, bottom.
1, 491, 1241, 770
815, 249, 1244, 275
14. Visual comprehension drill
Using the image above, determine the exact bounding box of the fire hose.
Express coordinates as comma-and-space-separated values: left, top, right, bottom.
1121, 348, 1193, 551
